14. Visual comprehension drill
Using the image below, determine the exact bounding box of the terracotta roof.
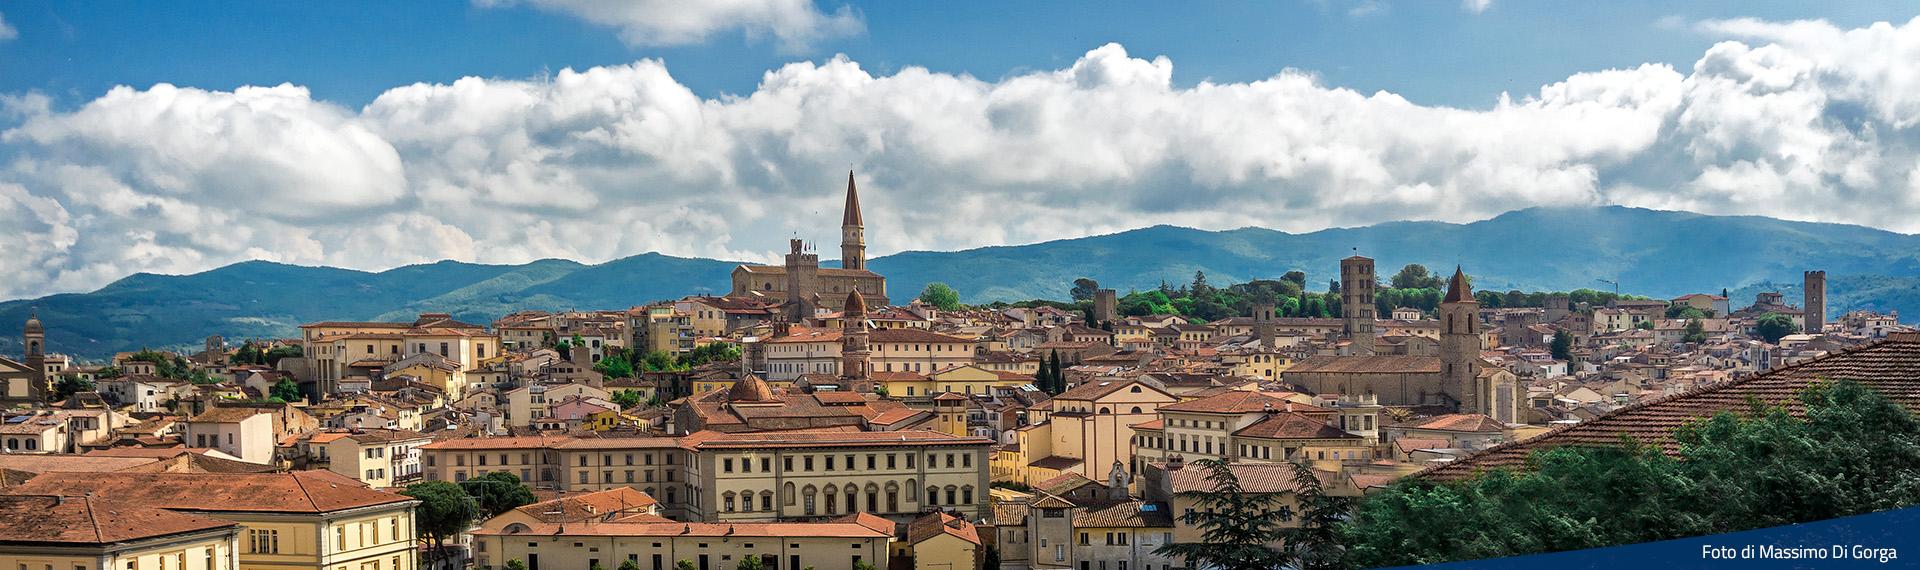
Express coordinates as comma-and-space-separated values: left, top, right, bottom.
186, 406, 266, 424
1233, 412, 1358, 440
1055, 379, 1168, 402
6, 471, 414, 513
1072, 500, 1174, 528
1421, 333, 1920, 481
1130, 419, 1165, 431
1401, 413, 1505, 433
0, 455, 158, 474
1035, 472, 1103, 497
688, 429, 990, 450
992, 499, 1030, 526
510, 488, 658, 523
1444, 266, 1474, 303
725, 375, 778, 403
1286, 356, 1442, 374
907, 511, 981, 545
0, 495, 236, 545
1392, 437, 1451, 454
1166, 462, 1312, 494
1161, 391, 1322, 415
1028, 456, 1083, 471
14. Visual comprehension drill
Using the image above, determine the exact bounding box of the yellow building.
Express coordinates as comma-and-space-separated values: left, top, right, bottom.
0, 495, 241, 570
8, 471, 419, 570
901, 511, 981, 570
1021, 379, 1178, 484
298, 314, 499, 396
927, 364, 1034, 395
476, 487, 660, 534
473, 513, 895, 570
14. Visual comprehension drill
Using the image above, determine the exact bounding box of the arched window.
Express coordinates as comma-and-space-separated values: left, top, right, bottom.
803, 485, 818, 515
906, 478, 918, 501
723, 491, 736, 512
1129, 386, 1142, 393
784, 482, 797, 506
1099, 407, 1111, 414
503, 523, 531, 534
824, 484, 840, 514
1130, 406, 1143, 414
865, 483, 880, 512
760, 491, 773, 511
962, 485, 975, 504
927, 486, 940, 506
945, 485, 958, 505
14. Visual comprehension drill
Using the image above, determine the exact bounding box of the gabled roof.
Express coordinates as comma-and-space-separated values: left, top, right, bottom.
1233, 412, 1357, 440
1286, 356, 1442, 375
0, 495, 235, 545
6, 471, 414, 513
907, 511, 981, 546
1160, 391, 1319, 415
1400, 413, 1505, 433
1054, 379, 1172, 402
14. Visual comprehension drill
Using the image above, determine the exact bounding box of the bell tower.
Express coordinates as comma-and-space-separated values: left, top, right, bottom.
840, 171, 866, 271
1440, 267, 1481, 413
24, 311, 47, 405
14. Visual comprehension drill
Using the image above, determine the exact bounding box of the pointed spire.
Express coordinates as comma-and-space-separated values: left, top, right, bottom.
1444, 266, 1473, 303
842, 170, 863, 226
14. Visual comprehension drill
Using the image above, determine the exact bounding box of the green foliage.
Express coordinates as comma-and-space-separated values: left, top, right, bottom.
128, 349, 201, 381
1755, 312, 1799, 343
1280, 459, 1353, 570
269, 378, 303, 403
735, 555, 764, 570
1635, 320, 1654, 330
1340, 380, 1920, 567
53, 375, 95, 400
675, 561, 697, 570
1667, 305, 1709, 319
403, 481, 481, 560
618, 559, 641, 570
505, 561, 527, 570
919, 282, 962, 310
1390, 264, 1445, 290
594, 351, 635, 379
983, 546, 1001, 570
851, 562, 877, 570
1550, 331, 1574, 361
1682, 319, 1707, 344
680, 342, 742, 368
639, 350, 684, 372
1154, 459, 1295, 570
611, 389, 644, 409
462, 472, 537, 516
1070, 277, 1101, 301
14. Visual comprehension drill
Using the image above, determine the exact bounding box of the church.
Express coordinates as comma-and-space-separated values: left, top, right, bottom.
0, 313, 51, 407
1285, 266, 1519, 423
728, 172, 890, 317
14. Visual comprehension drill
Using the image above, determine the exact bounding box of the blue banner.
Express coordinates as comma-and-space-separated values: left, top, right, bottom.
1396, 506, 1919, 569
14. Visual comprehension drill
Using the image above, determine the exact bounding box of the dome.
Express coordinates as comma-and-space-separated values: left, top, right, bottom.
23, 312, 42, 334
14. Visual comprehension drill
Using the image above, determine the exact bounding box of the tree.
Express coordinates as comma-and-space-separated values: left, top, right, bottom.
1390, 264, 1443, 290
851, 562, 877, 570
1281, 271, 1308, 289
640, 350, 685, 372
679, 342, 742, 368
1280, 459, 1353, 570
269, 378, 303, 403
462, 472, 536, 516
1682, 319, 1707, 344
1635, 320, 1654, 330
983, 546, 1002, 570
675, 561, 697, 570
735, 556, 764, 570
920, 282, 962, 310
1755, 312, 1799, 343
263, 345, 303, 365
1549, 331, 1574, 361
611, 389, 644, 409
403, 481, 480, 564
1154, 459, 1293, 570
53, 375, 95, 401
594, 353, 635, 379
618, 560, 641, 570
1070, 277, 1101, 301
505, 561, 527, 570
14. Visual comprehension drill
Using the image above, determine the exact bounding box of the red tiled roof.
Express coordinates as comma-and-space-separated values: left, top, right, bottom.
907, 511, 982, 545
1286, 356, 1442, 374
1233, 412, 1357, 440
1421, 334, 1920, 482
0, 495, 235, 545
7, 471, 413, 513
1402, 413, 1505, 433
1160, 391, 1322, 414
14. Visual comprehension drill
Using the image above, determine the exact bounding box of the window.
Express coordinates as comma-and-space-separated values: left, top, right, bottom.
250, 529, 281, 553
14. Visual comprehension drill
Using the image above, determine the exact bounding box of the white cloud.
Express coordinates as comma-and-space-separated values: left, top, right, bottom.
475, 0, 863, 52
0, 11, 18, 41
7, 17, 1920, 299
1462, 0, 1493, 14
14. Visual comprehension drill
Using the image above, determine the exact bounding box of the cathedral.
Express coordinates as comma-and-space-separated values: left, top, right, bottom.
728, 172, 890, 318
0, 313, 51, 407
1285, 266, 1519, 423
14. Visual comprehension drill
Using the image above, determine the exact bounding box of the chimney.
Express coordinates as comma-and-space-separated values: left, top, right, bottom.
1285, 402, 1294, 413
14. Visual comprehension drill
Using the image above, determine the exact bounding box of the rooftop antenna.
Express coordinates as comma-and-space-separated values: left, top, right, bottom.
1596, 278, 1619, 295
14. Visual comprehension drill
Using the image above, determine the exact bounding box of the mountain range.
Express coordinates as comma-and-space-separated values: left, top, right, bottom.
7, 205, 1920, 360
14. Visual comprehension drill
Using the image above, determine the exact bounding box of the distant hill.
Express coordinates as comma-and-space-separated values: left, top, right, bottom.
6, 206, 1920, 359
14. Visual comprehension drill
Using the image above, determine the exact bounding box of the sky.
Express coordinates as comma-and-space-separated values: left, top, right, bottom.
2, 0, 1920, 300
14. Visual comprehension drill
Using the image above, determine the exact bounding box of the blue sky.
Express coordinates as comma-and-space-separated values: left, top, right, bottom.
3, 0, 1911, 109
2, 1, 1920, 300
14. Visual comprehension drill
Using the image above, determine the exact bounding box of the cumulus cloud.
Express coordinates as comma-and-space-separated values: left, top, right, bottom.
6, 17, 1920, 299
1462, 0, 1493, 14
475, 0, 863, 52
0, 11, 17, 41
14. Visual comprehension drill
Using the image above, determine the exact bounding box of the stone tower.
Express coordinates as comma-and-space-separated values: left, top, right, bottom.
1440, 267, 1481, 413
1804, 270, 1826, 334
1092, 289, 1118, 324
840, 171, 866, 272
23, 312, 47, 405
1341, 256, 1376, 355
841, 290, 873, 392
1252, 301, 1277, 349
782, 239, 819, 321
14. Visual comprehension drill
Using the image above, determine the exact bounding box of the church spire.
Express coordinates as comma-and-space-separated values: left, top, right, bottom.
1444, 266, 1474, 303
840, 170, 867, 271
